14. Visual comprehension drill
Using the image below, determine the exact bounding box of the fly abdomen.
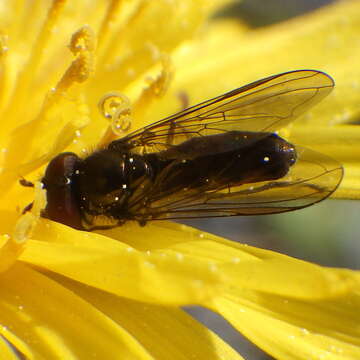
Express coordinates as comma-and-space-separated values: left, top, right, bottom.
145, 131, 296, 198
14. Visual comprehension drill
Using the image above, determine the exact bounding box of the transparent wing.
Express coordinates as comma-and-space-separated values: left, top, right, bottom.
126, 148, 343, 221
112, 70, 334, 154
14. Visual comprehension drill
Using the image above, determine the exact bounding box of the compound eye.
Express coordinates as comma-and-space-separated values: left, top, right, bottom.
42, 152, 84, 230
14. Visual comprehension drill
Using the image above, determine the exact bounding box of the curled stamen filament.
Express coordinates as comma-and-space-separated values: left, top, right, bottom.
98, 92, 133, 144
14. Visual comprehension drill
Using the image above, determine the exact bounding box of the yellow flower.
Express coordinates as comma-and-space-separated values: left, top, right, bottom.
0, 1, 359, 359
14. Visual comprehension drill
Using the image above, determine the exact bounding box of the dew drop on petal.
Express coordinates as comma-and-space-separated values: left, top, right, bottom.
127, 68, 135, 77
351, 80, 359, 89
300, 328, 310, 336
209, 263, 218, 273
143, 261, 155, 269
192, 279, 204, 288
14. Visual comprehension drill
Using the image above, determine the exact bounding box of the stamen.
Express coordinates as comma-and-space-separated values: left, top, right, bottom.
98, 92, 132, 146
4, 108, 89, 179
0, 33, 9, 109
97, 0, 150, 66
30, 0, 67, 66
13, 181, 47, 245
132, 55, 173, 119
0, 23, 94, 183
98, 0, 124, 47
6, 0, 67, 116
48, 26, 95, 105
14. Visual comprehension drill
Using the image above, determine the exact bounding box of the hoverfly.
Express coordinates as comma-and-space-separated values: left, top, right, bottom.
40, 70, 343, 230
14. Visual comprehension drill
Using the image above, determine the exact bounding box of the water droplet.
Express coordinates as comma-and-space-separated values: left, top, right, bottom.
301, 328, 310, 335
209, 263, 218, 272
192, 279, 204, 288
144, 261, 155, 269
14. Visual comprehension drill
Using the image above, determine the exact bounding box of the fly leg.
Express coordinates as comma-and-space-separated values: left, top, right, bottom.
19, 178, 34, 214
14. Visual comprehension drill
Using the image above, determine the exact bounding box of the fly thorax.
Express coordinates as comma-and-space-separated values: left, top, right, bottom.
76, 149, 153, 214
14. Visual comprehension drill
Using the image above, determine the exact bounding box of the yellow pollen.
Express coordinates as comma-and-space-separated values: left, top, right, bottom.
50, 26, 95, 101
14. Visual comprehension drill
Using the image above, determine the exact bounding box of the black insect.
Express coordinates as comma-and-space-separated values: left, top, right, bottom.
39, 70, 343, 230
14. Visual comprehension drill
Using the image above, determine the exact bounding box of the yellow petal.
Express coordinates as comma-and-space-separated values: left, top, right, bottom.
53, 275, 245, 360
0, 335, 22, 360
0, 263, 155, 359
163, 0, 360, 126
0, 234, 23, 272
289, 125, 360, 199
19, 220, 223, 305
213, 291, 360, 360
101, 222, 360, 299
